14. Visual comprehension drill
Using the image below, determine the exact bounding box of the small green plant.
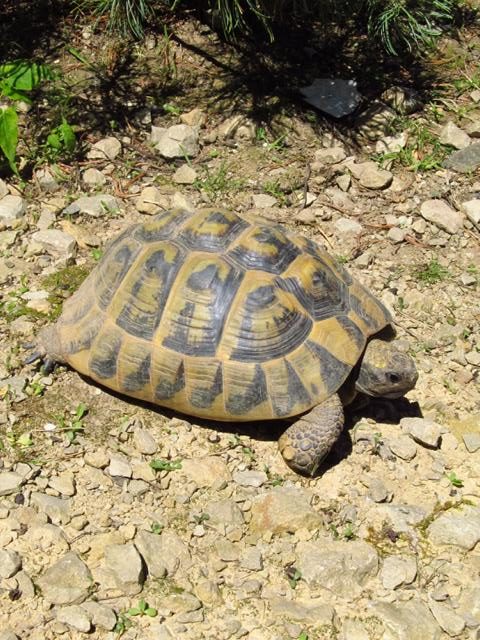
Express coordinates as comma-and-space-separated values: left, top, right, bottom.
343, 522, 356, 540
113, 612, 132, 638
149, 458, 182, 472
55, 402, 89, 443
163, 102, 181, 116
194, 162, 244, 200
127, 598, 158, 618
377, 119, 450, 172
262, 179, 287, 205
26, 380, 45, 397
0, 60, 53, 174
298, 633, 309, 640
91, 248, 103, 261
256, 127, 286, 152
6, 431, 33, 449
193, 512, 210, 525
415, 259, 451, 284
151, 521, 164, 534
44, 118, 76, 161
285, 564, 302, 589
446, 471, 463, 488
264, 465, 284, 487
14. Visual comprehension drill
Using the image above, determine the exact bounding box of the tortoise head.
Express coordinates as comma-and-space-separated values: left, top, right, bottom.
355, 338, 418, 399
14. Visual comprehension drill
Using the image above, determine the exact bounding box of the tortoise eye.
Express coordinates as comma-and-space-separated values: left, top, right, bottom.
388, 373, 400, 384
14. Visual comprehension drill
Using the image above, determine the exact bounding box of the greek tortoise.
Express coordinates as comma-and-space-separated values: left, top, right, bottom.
34, 208, 418, 476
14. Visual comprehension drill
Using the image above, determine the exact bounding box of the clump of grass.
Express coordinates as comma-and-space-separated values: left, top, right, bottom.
42, 265, 90, 320
415, 258, 451, 284
194, 162, 244, 200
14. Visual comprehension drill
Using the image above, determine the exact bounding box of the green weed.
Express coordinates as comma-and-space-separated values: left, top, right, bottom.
149, 458, 182, 472
446, 471, 464, 488
55, 403, 89, 443
285, 564, 302, 589
42, 265, 90, 320
415, 259, 451, 284
194, 162, 244, 200
376, 120, 450, 172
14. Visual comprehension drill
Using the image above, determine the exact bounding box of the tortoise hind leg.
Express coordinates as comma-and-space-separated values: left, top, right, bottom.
278, 393, 344, 477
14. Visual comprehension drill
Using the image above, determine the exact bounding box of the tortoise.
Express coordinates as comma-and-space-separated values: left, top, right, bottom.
33, 208, 418, 476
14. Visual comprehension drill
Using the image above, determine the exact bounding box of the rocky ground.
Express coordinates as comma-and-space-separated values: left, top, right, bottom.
0, 16, 480, 640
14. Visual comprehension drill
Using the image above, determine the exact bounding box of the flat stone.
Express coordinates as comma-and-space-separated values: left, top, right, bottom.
180, 108, 206, 127
314, 146, 347, 165
428, 505, 480, 550
420, 199, 464, 234
443, 142, 480, 173
0, 548, 22, 578
64, 194, 120, 217
463, 433, 480, 452
252, 194, 278, 208
465, 119, 480, 137
181, 456, 231, 488
429, 600, 466, 636
367, 477, 390, 503
296, 538, 378, 597
461, 199, 480, 227
0, 631, 18, 640
379, 504, 427, 533
104, 542, 145, 595
30, 229, 77, 259
334, 217, 363, 235
56, 605, 92, 633
439, 121, 471, 149
376, 132, 408, 154
0, 195, 26, 224
36, 552, 93, 605
359, 165, 393, 190
81, 601, 117, 631
87, 136, 122, 160
389, 435, 417, 460
401, 417, 442, 448
171, 191, 195, 211
0, 471, 24, 496
133, 427, 157, 455
240, 547, 263, 571
336, 174, 351, 191
36, 168, 60, 192
48, 472, 76, 497
381, 555, 417, 589
31, 492, 71, 524
387, 227, 407, 243
232, 470, 267, 488
160, 592, 202, 615
215, 538, 239, 562
206, 499, 244, 528
340, 619, 370, 640
82, 168, 107, 186
0, 178, 8, 199
84, 449, 110, 469
250, 486, 323, 535
300, 78, 361, 117
269, 596, 335, 625
134, 529, 168, 578
135, 186, 169, 215
135, 529, 191, 577
173, 164, 197, 184
370, 599, 442, 639
0, 229, 18, 249
152, 124, 199, 159
106, 453, 132, 478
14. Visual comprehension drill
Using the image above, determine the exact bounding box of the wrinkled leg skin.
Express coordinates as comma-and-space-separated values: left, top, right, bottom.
278, 394, 344, 477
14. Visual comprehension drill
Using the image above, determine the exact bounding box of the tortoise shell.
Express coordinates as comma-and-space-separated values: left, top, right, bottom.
52, 208, 391, 421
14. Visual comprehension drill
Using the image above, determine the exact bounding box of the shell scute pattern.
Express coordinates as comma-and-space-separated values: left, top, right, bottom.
56, 208, 392, 421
